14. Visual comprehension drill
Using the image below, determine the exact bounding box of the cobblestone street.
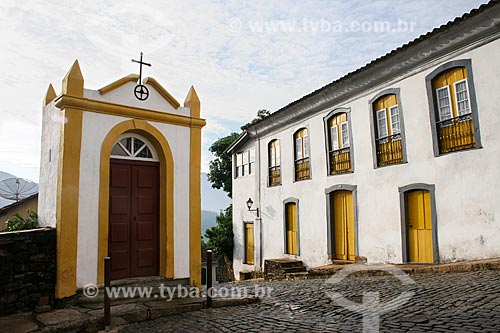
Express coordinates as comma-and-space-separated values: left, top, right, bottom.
119, 270, 500, 332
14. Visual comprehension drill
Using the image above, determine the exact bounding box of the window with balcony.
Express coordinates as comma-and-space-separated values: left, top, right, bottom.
324, 109, 353, 175
426, 60, 481, 155
370, 90, 407, 167
294, 128, 310, 181
268, 139, 281, 186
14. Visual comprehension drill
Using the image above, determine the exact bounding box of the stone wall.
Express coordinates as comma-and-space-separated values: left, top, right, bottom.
0, 228, 56, 315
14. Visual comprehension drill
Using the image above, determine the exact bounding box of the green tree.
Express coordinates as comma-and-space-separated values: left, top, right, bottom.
204, 205, 234, 261
207, 132, 239, 198
241, 109, 270, 130
205, 109, 269, 272
5, 209, 39, 232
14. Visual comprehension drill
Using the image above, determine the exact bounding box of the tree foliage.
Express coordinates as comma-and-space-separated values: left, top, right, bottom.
205, 109, 270, 265
204, 205, 234, 261
241, 109, 270, 130
6, 209, 39, 232
207, 132, 239, 198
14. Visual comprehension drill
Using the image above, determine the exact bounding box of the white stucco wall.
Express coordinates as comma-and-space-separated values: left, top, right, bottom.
38, 101, 63, 227
231, 141, 259, 279
233, 37, 500, 277
151, 121, 191, 280
84, 81, 189, 117
75, 110, 191, 287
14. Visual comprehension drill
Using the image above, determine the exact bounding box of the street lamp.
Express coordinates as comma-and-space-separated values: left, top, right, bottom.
246, 198, 260, 218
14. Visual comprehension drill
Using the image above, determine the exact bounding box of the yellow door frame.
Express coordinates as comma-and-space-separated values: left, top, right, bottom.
399, 183, 439, 264
244, 222, 255, 265
98, 119, 175, 284
325, 185, 358, 261
283, 198, 300, 256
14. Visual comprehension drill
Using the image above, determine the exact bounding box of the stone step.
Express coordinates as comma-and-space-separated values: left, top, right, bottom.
264, 258, 308, 281
282, 266, 307, 273
284, 272, 309, 280
330, 260, 355, 265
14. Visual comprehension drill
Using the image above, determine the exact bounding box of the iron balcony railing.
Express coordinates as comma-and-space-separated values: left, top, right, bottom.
295, 157, 310, 181
437, 113, 475, 154
376, 133, 403, 167
329, 147, 351, 174
269, 166, 281, 186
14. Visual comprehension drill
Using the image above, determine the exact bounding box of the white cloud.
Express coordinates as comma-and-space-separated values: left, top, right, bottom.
0, 0, 489, 180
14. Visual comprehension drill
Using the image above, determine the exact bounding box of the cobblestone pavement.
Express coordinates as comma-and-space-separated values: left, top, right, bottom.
119, 270, 500, 332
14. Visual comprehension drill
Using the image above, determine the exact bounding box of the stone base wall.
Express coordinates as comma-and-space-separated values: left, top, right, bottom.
0, 228, 56, 315
216, 255, 235, 282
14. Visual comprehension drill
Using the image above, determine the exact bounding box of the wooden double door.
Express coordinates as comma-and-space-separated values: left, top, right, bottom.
109, 159, 160, 280
330, 190, 355, 261
406, 189, 433, 263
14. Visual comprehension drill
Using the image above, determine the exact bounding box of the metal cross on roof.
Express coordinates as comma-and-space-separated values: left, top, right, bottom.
131, 52, 152, 101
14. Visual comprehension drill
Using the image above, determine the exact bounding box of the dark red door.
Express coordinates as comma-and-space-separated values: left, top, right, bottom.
109, 159, 159, 280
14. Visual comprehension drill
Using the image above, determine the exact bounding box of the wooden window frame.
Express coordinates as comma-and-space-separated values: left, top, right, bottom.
376, 109, 388, 139
330, 125, 339, 150
435, 86, 453, 121
454, 79, 471, 116
293, 128, 311, 182
340, 121, 350, 148
235, 149, 255, 178
268, 140, 281, 187
389, 105, 401, 135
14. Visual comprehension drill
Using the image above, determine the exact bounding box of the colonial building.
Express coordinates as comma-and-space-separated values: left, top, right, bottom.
228, 1, 500, 279
38, 60, 205, 298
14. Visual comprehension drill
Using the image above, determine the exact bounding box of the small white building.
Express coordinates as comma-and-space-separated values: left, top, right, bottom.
38, 61, 205, 298
228, 2, 500, 280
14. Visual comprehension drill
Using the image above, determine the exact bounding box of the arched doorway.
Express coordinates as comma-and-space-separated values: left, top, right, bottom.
399, 184, 438, 264
108, 134, 160, 280
331, 190, 355, 260
326, 185, 358, 261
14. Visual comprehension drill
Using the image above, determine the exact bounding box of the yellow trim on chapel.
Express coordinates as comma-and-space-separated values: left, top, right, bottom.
185, 86, 202, 288
98, 74, 181, 109
97, 119, 175, 284
55, 60, 84, 298
55, 95, 205, 128
143, 77, 181, 109
43, 83, 57, 107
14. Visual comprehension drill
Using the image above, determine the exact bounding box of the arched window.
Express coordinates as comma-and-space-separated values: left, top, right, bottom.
111, 134, 158, 161
370, 91, 406, 167
293, 128, 310, 181
324, 109, 353, 175
268, 140, 281, 186
426, 61, 480, 155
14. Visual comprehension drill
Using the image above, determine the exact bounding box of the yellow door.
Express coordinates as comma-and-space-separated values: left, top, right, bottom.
332, 191, 355, 260
244, 223, 254, 265
407, 190, 433, 263
285, 203, 298, 255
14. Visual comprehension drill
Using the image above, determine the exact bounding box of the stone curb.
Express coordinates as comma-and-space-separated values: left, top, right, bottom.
1, 296, 259, 333
307, 259, 500, 279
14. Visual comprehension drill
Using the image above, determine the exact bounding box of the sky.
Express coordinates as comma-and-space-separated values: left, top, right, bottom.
0, 0, 489, 182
